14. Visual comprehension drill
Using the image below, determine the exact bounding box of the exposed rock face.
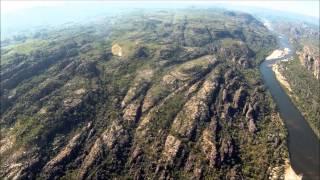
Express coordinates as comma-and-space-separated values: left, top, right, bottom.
102, 121, 126, 149
233, 87, 247, 109
219, 43, 254, 68
42, 122, 92, 178
142, 55, 217, 113
171, 72, 220, 139
78, 138, 103, 179
63, 98, 82, 108
248, 118, 257, 133
200, 129, 217, 167
162, 55, 216, 89
123, 99, 141, 122
78, 121, 128, 179
111, 44, 123, 57
245, 104, 255, 120
298, 46, 320, 79
219, 137, 234, 163
162, 135, 181, 163
121, 69, 154, 108
43, 133, 82, 174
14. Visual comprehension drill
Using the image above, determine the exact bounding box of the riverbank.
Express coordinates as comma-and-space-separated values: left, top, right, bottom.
272, 63, 293, 93
283, 159, 302, 180
266, 48, 290, 60
272, 60, 320, 138
269, 66, 302, 179
261, 30, 320, 179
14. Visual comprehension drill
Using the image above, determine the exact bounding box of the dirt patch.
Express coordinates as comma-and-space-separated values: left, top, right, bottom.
112, 44, 122, 57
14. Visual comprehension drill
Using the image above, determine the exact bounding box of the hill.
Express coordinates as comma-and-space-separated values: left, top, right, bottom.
0, 9, 287, 179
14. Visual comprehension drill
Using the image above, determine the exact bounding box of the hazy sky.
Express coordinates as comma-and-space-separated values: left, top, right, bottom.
2, 0, 320, 18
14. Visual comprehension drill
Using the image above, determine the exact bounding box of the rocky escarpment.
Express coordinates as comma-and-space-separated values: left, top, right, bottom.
0, 9, 287, 179
297, 46, 320, 79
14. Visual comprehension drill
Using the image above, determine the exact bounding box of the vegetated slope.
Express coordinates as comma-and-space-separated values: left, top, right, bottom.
277, 58, 320, 137
273, 20, 320, 137
0, 9, 287, 179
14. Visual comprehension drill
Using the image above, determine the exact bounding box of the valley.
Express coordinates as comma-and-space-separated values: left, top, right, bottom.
0, 6, 319, 180
260, 33, 319, 180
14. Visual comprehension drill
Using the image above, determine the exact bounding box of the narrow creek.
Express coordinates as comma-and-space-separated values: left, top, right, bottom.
260, 35, 320, 180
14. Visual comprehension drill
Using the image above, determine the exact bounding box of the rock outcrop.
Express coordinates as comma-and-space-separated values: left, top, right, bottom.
200, 129, 217, 167
42, 122, 92, 178
298, 46, 320, 79
161, 134, 181, 163
111, 44, 123, 57
171, 72, 220, 139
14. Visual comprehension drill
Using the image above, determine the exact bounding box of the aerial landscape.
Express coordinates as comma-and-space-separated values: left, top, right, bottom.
0, 1, 319, 180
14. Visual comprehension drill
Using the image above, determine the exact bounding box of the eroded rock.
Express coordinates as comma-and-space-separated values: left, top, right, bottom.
123, 99, 141, 122
121, 69, 154, 108
162, 135, 181, 163
298, 46, 320, 79
78, 138, 103, 179
171, 73, 220, 138
201, 129, 217, 167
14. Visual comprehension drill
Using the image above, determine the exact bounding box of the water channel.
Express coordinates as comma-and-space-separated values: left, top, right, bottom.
260, 35, 320, 180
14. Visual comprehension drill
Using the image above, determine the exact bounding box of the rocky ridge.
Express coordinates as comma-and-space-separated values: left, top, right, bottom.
0, 9, 287, 179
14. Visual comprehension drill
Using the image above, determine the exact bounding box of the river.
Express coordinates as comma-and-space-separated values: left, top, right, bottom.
260, 35, 320, 179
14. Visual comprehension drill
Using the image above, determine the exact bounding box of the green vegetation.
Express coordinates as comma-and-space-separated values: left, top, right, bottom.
0, 9, 286, 180
272, 19, 319, 138
12, 116, 44, 147
279, 57, 320, 137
